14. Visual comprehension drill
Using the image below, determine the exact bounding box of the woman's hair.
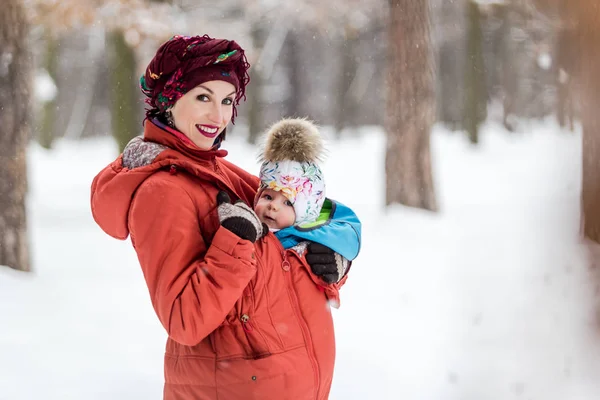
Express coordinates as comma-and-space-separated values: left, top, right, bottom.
140, 35, 250, 122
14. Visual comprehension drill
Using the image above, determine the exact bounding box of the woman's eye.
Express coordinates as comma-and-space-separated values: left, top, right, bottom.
222, 98, 233, 106
196, 94, 209, 102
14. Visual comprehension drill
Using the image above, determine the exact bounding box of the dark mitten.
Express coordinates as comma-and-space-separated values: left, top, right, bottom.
305, 242, 350, 284
217, 191, 266, 243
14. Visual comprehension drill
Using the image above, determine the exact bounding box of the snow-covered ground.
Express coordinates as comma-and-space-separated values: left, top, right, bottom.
2, 120, 599, 400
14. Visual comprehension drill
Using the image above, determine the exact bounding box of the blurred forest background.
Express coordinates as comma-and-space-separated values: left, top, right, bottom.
1, 0, 599, 271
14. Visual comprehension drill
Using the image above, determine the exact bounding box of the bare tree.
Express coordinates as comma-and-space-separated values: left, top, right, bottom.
555, 19, 576, 131
432, 0, 467, 131
0, 0, 31, 271
37, 34, 58, 149
464, 0, 487, 144
575, 0, 600, 242
246, 23, 268, 145
334, 29, 360, 136
108, 30, 139, 151
385, 0, 437, 211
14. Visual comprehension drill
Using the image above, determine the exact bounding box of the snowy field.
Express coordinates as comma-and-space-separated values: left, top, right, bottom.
2, 120, 600, 400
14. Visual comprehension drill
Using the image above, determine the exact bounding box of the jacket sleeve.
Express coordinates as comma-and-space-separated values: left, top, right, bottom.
128, 178, 257, 346
324, 264, 350, 308
301, 252, 351, 309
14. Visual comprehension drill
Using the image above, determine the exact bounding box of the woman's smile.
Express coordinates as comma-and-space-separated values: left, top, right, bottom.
196, 124, 220, 138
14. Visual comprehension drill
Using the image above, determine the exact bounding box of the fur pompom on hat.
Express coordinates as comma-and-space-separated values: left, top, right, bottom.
260, 118, 325, 163
259, 118, 326, 226
140, 34, 250, 121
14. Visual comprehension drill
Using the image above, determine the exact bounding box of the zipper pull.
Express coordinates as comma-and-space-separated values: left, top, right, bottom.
241, 314, 253, 333
282, 251, 291, 271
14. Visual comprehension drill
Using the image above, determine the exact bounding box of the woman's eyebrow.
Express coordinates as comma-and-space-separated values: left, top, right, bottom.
198, 85, 213, 94
198, 86, 235, 97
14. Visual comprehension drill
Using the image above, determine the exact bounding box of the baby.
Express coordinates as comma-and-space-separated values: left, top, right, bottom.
255, 118, 360, 284
255, 118, 326, 232
216, 117, 360, 283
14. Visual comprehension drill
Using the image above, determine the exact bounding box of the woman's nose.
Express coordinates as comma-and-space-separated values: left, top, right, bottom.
207, 104, 223, 124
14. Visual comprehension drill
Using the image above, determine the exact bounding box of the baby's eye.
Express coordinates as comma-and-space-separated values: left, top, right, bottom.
264, 194, 272, 200
196, 94, 209, 102
222, 98, 233, 105
285, 200, 293, 207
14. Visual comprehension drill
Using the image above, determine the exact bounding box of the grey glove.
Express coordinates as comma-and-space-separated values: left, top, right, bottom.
217, 191, 266, 243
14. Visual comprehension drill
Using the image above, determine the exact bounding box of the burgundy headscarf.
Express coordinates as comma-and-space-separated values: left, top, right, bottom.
140, 34, 250, 122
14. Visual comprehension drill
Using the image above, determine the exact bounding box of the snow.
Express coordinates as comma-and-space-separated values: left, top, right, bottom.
2, 119, 599, 399
34, 68, 57, 103
538, 53, 553, 71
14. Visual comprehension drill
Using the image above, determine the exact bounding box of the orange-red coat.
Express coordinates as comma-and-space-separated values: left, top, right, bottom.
91, 120, 346, 399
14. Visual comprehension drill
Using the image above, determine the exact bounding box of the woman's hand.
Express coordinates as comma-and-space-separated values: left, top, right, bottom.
217, 191, 267, 243
305, 243, 349, 284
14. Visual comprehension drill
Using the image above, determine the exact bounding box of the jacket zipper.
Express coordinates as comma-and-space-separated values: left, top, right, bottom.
273, 237, 320, 398
238, 255, 271, 359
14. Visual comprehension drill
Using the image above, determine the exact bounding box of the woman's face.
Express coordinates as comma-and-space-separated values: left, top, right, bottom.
170, 80, 236, 150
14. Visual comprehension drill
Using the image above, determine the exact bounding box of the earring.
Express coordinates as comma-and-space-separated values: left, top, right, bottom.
165, 110, 175, 128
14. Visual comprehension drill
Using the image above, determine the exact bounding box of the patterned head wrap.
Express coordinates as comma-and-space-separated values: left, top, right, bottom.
140, 34, 250, 122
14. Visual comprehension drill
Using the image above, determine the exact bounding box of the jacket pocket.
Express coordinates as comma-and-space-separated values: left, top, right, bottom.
210, 318, 271, 360
209, 296, 272, 360
239, 312, 271, 359
239, 273, 271, 358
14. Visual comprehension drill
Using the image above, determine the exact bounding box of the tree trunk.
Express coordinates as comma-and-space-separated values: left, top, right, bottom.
108, 30, 138, 152
464, 0, 487, 144
555, 0, 576, 131
247, 24, 267, 145
385, 0, 437, 211
334, 33, 359, 136
499, 3, 519, 132
38, 34, 58, 149
576, 1, 600, 242
433, 0, 467, 130
0, 0, 31, 271
286, 31, 302, 118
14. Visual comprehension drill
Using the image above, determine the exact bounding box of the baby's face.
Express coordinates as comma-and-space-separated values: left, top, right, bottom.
255, 189, 296, 230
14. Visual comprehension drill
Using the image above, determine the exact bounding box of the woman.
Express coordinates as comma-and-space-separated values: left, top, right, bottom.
91, 35, 353, 399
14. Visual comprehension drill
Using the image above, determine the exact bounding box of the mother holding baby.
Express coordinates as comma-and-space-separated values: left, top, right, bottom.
91, 34, 360, 399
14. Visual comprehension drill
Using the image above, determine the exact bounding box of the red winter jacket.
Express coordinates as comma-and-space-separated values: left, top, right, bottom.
90, 120, 346, 399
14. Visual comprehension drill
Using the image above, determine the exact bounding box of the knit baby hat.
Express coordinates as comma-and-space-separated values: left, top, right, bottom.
258, 118, 326, 226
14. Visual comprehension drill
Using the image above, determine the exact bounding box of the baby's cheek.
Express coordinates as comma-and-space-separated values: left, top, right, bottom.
286, 209, 296, 225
